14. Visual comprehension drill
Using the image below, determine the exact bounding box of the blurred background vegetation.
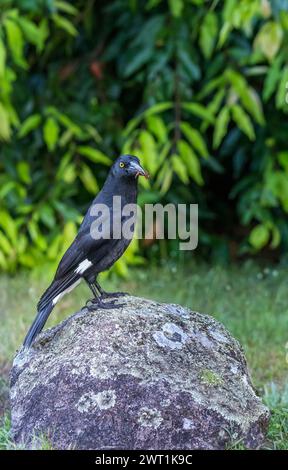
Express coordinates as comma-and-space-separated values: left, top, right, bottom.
1, 0, 288, 274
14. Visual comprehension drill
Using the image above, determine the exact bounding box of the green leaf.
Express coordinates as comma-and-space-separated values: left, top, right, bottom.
52, 14, 78, 36
40, 204, 55, 229
62, 163, 76, 183
276, 66, 288, 110
79, 163, 99, 194
168, 0, 183, 17
0, 251, 8, 270
139, 130, 158, 175
4, 18, 27, 68
114, 258, 129, 278
16, 233, 27, 255
47, 234, 62, 260
0, 210, 17, 244
226, 70, 264, 125
180, 122, 208, 158
244, 88, 265, 125
28, 221, 47, 251
143, 102, 173, 118
159, 164, 173, 195
171, 154, 189, 184
278, 151, 288, 172
17, 161, 31, 184
55, 1, 78, 15
223, 1, 238, 24
182, 103, 215, 124
43, 117, 59, 151
0, 38, 6, 78
263, 55, 283, 102
213, 107, 230, 148
158, 141, 171, 167
218, 21, 231, 48
0, 232, 12, 255
178, 49, 200, 80
123, 47, 153, 77
199, 11, 218, 59
18, 114, 41, 138
17, 17, 44, 50
201, 88, 225, 132
77, 146, 111, 165
177, 139, 203, 185
254, 21, 283, 62
0, 103, 11, 141
123, 116, 143, 137
46, 108, 83, 137
18, 252, 36, 268
146, 115, 167, 143
271, 226, 281, 249
38, 18, 49, 50
6, 99, 19, 128
56, 150, 72, 180
62, 221, 78, 251
231, 105, 255, 140
124, 102, 172, 137
0, 182, 16, 199
249, 224, 270, 250
198, 76, 225, 100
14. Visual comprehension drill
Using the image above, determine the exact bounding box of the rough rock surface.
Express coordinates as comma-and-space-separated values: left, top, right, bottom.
10, 296, 269, 449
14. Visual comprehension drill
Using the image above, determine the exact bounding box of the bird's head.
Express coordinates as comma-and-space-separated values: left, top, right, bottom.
112, 155, 149, 180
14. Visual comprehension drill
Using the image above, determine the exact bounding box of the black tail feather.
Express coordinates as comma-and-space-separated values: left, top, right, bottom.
23, 271, 81, 349
23, 302, 54, 349
37, 272, 79, 311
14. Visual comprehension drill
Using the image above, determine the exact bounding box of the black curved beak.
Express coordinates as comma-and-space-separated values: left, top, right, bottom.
130, 161, 149, 179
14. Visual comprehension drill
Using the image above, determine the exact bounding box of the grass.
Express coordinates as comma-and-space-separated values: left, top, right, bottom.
0, 415, 54, 450
0, 260, 287, 449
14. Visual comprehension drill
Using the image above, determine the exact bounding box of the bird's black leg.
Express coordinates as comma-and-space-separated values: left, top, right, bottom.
84, 280, 125, 311
82, 282, 99, 310
94, 280, 128, 300
89, 282, 99, 299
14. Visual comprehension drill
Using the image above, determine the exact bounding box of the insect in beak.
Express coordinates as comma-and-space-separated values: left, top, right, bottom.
130, 162, 149, 179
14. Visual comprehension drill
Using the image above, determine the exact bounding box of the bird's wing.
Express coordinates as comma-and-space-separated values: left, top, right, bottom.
54, 234, 101, 279
54, 210, 114, 280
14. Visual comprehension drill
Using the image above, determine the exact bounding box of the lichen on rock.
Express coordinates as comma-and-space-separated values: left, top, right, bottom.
10, 296, 269, 449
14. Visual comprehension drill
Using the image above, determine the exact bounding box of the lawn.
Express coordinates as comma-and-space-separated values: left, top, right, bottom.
0, 260, 287, 449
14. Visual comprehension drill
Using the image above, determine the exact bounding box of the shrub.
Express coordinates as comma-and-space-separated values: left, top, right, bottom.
1, 0, 288, 271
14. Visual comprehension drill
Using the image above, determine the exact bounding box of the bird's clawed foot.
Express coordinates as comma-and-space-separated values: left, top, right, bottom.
90, 297, 125, 310
100, 291, 128, 300
83, 297, 125, 311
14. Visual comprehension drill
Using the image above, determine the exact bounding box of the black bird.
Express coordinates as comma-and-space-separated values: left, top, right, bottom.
23, 155, 148, 349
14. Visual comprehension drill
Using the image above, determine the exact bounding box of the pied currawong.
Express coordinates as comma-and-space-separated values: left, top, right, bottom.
22, 155, 148, 349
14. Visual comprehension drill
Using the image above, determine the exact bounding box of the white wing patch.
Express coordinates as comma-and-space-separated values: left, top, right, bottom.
52, 279, 81, 306
75, 259, 93, 274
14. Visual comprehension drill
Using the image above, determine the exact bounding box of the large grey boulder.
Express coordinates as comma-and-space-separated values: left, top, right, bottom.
10, 296, 269, 449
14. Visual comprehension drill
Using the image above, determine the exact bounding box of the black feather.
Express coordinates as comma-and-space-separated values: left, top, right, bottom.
23, 302, 54, 349
38, 272, 80, 311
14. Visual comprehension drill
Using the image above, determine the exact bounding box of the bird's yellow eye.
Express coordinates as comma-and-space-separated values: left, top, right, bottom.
119, 162, 125, 168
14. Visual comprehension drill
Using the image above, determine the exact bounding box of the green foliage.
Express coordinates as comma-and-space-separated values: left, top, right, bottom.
0, 413, 54, 449
264, 383, 288, 450
1, 0, 288, 271
0, 415, 13, 450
